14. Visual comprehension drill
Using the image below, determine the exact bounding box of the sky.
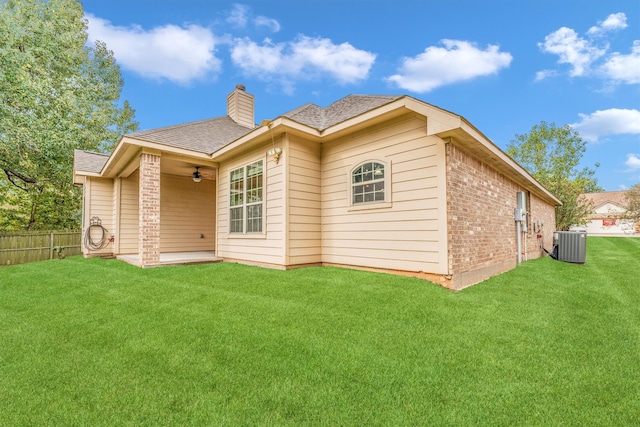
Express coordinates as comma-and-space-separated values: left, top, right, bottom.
80, 0, 640, 191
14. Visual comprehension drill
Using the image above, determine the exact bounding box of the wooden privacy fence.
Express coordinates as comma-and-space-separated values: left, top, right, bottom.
0, 231, 82, 266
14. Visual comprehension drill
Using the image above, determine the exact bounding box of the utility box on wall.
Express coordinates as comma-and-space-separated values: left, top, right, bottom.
553, 231, 587, 264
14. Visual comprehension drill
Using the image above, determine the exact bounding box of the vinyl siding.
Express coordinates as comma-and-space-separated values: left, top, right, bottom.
83, 177, 114, 256
118, 170, 139, 254
287, 135, 322, 265
160, 174, 215, 252
216, 141, 285, 265
321, 113, 448, 274
227, 89, 254, 129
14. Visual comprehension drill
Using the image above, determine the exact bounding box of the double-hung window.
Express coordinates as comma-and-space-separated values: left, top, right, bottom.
229, 160, 263, 234
352, 161, 385, 204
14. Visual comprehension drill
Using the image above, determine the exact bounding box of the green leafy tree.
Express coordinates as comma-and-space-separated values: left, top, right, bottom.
623, 183, 640, 226
507, 121, 602, 231
0, 0, 137, 230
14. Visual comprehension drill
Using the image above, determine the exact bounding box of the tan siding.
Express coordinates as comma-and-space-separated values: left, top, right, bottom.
119, 170, 139, 254
321, 113, 448, 274
160, 174, 215, 252
287, 135, 322, 265
112, 178, 120, 253
227, 88, 254, 128
217, 141, 285, 264
84, 178, 114, 256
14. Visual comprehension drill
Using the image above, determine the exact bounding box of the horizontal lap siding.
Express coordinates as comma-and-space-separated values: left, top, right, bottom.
160, 174, 215, 252
217, 142, 284, 265
288, 135, 322, 265
322, 114, 447, 274
84, 178, 114, 256
119, 171, 139, 254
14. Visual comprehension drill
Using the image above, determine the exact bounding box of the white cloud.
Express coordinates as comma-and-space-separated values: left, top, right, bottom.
570, 108, 640, 142
385, 40, 512, 93
226, 4, 280, 33
534, 69, 558, 82
227, 4, 249, 28
85, 14, 220, 84
538, 12, 639, 85
538, 27, 606, 77
587, 12, 627, 35
601, 40, 640, 84
230, 36, 376, 90
254, 16, 280, 33
625, 153, 640, 170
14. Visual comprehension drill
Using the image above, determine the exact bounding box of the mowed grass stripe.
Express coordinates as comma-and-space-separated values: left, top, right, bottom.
0, 237, 638, 426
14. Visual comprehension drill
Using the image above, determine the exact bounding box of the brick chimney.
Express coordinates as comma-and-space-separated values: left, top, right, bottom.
227, 84, 255, 128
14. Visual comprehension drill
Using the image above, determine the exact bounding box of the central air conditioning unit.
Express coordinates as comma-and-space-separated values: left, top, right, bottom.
553, 231, 587, 264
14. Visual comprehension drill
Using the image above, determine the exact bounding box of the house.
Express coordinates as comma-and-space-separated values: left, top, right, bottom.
73, 85, 560, 290
572, 191, 638, 235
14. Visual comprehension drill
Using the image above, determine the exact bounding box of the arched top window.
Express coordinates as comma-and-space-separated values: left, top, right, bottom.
352, 161, 385, 204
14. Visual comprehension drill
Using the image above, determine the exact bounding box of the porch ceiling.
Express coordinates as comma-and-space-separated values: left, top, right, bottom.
161, 157, 216, 181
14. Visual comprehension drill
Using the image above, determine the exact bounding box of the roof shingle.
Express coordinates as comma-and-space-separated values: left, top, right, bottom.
283, 95, 403, 130
74, 150, 109, 174
580, 191, 629, 209
128, 116, 254, 154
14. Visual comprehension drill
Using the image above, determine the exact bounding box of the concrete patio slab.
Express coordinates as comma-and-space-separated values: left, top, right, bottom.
117, 251, 222, 267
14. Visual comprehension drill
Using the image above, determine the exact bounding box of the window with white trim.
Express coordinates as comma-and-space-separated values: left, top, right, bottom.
229, 160, 263, 233
352, 161, 385, 204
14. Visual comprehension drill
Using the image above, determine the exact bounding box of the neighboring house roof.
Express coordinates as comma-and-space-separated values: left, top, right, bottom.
283, 95, 403, 130
73, 150, 109, 174
580, 191, 628, 210
128, 116, 254, 155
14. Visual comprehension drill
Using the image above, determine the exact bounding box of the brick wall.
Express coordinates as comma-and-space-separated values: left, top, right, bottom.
526, 192, 556, 260
446, 143, 556, 289
139, 152, 161, 266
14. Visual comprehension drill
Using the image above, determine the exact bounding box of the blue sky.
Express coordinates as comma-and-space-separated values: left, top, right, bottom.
81, 0, 639, 191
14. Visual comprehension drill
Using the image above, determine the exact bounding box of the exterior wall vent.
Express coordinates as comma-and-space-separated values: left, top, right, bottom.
553, 231, 587, 264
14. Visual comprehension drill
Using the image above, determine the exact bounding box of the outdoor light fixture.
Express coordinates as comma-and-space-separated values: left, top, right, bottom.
268, 147, 282, 163
192, 166, 202, 183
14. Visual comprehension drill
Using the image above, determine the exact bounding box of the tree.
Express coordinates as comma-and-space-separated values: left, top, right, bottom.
623, 183, 640, 225
0, 0, 137, 230
506, 121, 602, 231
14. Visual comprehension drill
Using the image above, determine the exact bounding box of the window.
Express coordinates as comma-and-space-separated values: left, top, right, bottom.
352, 161, 385, 204
229, 160, 263, 233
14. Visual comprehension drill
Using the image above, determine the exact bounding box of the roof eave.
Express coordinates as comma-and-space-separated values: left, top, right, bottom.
100, 135, 215, 178
436, 119, 562, 206
211, 117, 321, 161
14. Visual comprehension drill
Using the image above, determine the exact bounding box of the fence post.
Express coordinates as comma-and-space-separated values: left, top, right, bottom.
50, 232, 54, 260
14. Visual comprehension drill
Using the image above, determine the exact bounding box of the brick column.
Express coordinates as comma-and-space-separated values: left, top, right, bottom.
139, 152, 161, 266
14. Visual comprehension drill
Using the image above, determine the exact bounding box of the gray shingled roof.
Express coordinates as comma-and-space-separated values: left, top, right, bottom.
74, 150, 109, 173
283, 95, 403, 131
128, 116, 254, 154
109, 95, 403, 156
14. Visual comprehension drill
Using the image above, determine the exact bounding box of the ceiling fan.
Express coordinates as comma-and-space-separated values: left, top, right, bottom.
192, 166, 215, 182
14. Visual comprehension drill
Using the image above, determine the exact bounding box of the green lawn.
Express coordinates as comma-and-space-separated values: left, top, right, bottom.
1, 237, 638, 426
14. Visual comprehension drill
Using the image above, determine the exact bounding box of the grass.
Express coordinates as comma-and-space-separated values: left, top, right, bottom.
1, 237, 638, 426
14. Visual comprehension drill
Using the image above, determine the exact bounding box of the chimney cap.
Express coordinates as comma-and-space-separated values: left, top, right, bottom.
236, 84, 246, 91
